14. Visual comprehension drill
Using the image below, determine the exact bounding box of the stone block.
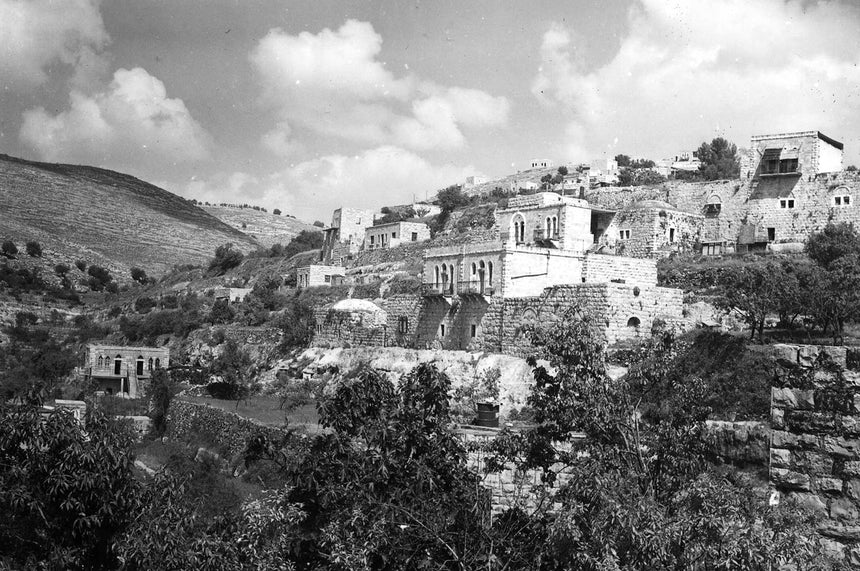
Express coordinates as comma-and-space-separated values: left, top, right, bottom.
772, 387, 814, 410
786, 410, 837, 433
841, 415, 860, 436
793, 450, 834, 475
844, 479, 860, 499
819, 523, 860, 541
845, 463, 860, 478
817, 477, 844, 495
771, 467, 811, 491
771, 430, 818, 450
791, 492, 827, 514
770, 447, 791, 468
824, 436, 860, 459
830, 498, 860, 521
819, 538, 846, 561
771, 407, 785, 430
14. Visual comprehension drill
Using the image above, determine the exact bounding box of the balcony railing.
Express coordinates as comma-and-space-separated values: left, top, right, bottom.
457, 280, 495, 296
533, 228, 559, 241
422, 282, 454, 297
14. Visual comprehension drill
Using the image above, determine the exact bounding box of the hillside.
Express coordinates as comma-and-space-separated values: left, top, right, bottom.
203, 206, 319, 248
0, 154, 258, 279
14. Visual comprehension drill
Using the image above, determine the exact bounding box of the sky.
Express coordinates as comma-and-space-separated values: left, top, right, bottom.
1, 0, 859, 222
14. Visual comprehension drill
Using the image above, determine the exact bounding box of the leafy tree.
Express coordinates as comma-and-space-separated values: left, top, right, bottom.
87, 265, 114, 291
806, 222, 860, 270
208, 243, 244, 275
847, 165, 858, 172
75, 259, 87, 272
130, 267, 148, 284
208, 298, 235, 324
208, 339, 252, 404
148, 368, 180, 437
282, 229, 324, 259
433, 184, 470, 232
486, 306, 831, 569
134, 296, 157, 314
0, 404, 141, 568
313, 220, 325, 227
614, 153, 631, 167
1, 240, 17, 258
696, 137, 740, 180
54, 263, 70, 277
714, 261, 786, 341
25, 241, 42, 257
273, 208, 281, 215
557, 165, 569, 176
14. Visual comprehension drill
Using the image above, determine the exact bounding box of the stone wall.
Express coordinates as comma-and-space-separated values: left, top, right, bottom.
583, 253, 657, 286
602, 206, 703, 258
767, 343, 860, 563
167, 400, 287, 459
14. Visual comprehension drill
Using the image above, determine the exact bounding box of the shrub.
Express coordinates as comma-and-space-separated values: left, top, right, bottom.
25, 241, 42, 257
75, 260, 87, 271
208, 243, 244, 275
87, 265, 113, 291
134, 297, 157, 314
130, 267, 148, 284
208, 298, 235, 324
1, 240, 18, 257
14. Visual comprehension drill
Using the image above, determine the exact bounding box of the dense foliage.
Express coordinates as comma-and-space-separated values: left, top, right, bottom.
208, 243, 245, 275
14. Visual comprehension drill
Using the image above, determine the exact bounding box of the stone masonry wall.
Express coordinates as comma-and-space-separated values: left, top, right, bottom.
167, 400, 287, 459
767, 343, 860, 564
583, 253, 657, 286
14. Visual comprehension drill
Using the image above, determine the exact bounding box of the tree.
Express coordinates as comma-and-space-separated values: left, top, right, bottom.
208, 298, 235, 324
25, 241, 41, 257
614, 153, 631, 167
208, 243, 244, 276
130, 267, 148, 284
282, 229, 324, 259
1, 240, 17, 258
75, 260, 87, 272
715, 261, 786, 341
273, 208, 281, 215
557, 165, 569, 176
208, 339, 252, 404
313, 220, 325, 227
696, 137, 740, 180
87, 265, 113, 291
486, 306, 831, 569
806, 222, 860, 270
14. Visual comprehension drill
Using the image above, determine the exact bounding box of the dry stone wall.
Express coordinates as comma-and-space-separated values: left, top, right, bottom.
767, 343, 860, 563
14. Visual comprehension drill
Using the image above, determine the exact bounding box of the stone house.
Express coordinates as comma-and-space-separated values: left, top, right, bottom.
364, 221, 430, 250
320, 207, 376, 265
601, 200, 703, 258
84, 344, 169, 398
214, 287, 253, 303
296, 264, 346, 288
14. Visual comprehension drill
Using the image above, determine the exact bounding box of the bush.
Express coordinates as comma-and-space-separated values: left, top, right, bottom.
134, 297, 157, 314
87, 265, 113, 291
208, 298, 235, 324
25, 241, 42, 257
75, 260, 87, 271
130, 267, 148, 284
208, 243, 244, 275
1, 240, 18, 258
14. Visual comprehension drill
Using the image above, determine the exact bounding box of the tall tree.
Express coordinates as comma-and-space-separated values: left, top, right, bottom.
696, 137, 740, 180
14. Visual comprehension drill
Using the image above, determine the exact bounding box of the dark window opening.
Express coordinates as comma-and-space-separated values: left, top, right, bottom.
627, 317, 641, 328
669, 228, 675, 242
440, 324, 446, 337
411, 232, 418, 241
398, 316, 409, 334
470, 324, 477, 338
767, 228, 776, 242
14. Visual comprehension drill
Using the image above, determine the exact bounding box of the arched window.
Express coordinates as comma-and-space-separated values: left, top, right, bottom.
552, 216, 558, 237
488, 261, 494, 285
136, 356, 145, 376
627, 317, 641, 328
155, 358, 161, 369
471, 262, 477, 277
449, 264, 455, 286
114, 355, 122, 375
148, 357, 154, 370
434, 265, 440, 286
545, 217, 552, 237
705, 194, 722, 216
512, 214, 526, 243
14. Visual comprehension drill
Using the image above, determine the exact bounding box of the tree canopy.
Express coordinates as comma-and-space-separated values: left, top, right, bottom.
695, 137, 740, 180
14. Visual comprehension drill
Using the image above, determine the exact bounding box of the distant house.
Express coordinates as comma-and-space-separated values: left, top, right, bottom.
530, 159, 555, 169
214, 287, 252, 303
297, 264, 346, 288
364, 221, 430, 250
741, 131, 843, 179
84, 345, 170, 398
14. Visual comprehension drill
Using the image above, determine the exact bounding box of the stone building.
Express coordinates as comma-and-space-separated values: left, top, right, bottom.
84, 344, 169, 398
296, 264, 346, 288
364, 221, 430, 250
320, 207, 376, 265
213, 287, 253, 303
740, 131, 843, 180
601, 200, 703, 258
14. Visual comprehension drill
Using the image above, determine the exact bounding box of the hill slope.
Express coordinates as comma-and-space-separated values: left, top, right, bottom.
202, 206, 318, 248
0, 154, 258, 278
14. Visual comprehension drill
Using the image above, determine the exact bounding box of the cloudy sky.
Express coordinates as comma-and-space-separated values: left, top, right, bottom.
2, 0, 859, 222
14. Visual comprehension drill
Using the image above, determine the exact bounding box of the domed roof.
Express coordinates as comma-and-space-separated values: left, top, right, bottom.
630, 199, 678, 211
331, 298, 384, 313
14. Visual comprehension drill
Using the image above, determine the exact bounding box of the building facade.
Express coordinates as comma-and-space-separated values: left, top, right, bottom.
297, 264, 346, 288
364, 221, 431, 250
320, 207, 376, 265
84, 345, 170, 398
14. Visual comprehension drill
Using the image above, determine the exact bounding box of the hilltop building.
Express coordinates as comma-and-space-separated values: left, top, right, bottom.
364, 220, 430, 250
83, 345, 169, 398
320, 207, 376, 265
214, 287, 252, 304
529, 159, 555, 169
297, 264, 346, 288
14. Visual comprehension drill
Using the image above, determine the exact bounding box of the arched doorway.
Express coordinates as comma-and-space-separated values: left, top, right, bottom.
136, 356, 144, 376
113, 355, 122, 376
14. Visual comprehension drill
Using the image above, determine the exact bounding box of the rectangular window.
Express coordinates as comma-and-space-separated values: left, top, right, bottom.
836, 196, 842, 205
619, 229, 631, 240
788, 199, 794, 208
440, 324, 446, 337
470, 324, 477, 338
669, 228, 675, 243
324, 275, 331, 283
392, 232, 397, 238
767, 228, 776, 242
846, 196, 851, 205
779, 159, 798, 174
780, 199, 786, 208
370, 235, 375, 244
411, 232, 418, 241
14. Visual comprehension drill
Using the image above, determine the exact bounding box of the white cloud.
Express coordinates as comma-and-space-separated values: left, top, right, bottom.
533, 0, 860, 162
177, 146, 473, 221
0, 0, 109, 89
20, 67, 211, 168
250, 20, 509, 152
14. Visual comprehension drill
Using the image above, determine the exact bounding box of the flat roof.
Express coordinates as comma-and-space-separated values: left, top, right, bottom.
750, 131, 843, 150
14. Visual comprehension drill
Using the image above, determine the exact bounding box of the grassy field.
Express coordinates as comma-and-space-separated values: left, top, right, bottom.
177, 394, 321, 430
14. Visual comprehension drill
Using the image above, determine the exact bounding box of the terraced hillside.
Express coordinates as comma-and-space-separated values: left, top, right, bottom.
0, 154, 258, 278
203, 205, 319, 248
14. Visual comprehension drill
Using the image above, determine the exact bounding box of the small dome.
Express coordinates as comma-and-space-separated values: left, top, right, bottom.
331, 298, 384, 313
630, 199, 678, 211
